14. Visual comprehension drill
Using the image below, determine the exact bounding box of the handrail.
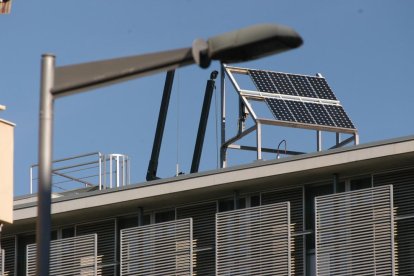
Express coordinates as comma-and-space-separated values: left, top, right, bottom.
29, 152, 129, 194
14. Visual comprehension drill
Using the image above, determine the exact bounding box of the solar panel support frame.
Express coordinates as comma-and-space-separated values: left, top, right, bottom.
220, 65, 359, 168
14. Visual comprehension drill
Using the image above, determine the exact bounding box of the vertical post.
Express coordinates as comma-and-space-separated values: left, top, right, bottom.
37, 54, 55, 276
233, 191, 239, 210
354, 132, 359, 145
256, 122, 262, 160
317, 130, 322, 152
109, 155, 113, 188
333, 173, 338, 193
116, 155, 120, 187
220, 63, 227, 168
138, 207, 144, 226
335, 132, 341, 146
30, 166, 33, 194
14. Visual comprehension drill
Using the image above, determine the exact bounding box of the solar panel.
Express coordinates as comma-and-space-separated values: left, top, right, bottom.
266, 99, 355, 129
248, 69, 337, 100
265, 98, 296, 122
288, 74, 317, 98
324, 105, 355, 129
284, 100, 315, 125
247, 68, 355, 130
307, 77, 337, 100
268, 72, 296, 95
304, 102, 335, 127
249, 69, 277, 93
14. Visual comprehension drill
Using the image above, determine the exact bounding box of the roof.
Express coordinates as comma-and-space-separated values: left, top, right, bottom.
10, 135, 414, 232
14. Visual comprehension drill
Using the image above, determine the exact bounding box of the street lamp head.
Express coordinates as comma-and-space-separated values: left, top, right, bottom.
193, 24, 303, 68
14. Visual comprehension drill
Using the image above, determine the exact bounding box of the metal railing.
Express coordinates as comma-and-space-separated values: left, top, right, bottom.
30, 152, 130, 194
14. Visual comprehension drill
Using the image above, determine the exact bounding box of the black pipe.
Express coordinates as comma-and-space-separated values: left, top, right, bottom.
190, 71, 218, 173
146, 70, 175, 181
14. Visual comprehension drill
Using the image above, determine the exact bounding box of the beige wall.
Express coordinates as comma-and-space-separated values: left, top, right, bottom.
0, 119, 14, 224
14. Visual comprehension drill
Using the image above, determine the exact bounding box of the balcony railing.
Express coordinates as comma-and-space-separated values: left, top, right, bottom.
30, 152, 130, 194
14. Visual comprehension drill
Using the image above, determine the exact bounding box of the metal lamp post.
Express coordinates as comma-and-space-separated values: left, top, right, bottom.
36, 23, 302, 275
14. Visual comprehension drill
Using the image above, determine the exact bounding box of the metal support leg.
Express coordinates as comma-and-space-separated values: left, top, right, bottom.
336, 132, 341, 146
257, 122, 262, 160
354, 133, 359, 145
37, 54, 55, 276
220, 63, 227, 168
317, 130, 322, 152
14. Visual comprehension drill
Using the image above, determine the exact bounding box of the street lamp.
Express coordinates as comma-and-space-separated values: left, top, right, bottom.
37, 23, 302, 275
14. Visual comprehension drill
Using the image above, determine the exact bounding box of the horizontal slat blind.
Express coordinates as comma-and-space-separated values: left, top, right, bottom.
1, 236, 15, 276
374, 167, 414, 275
262, 187, 303, 275
315, 185, 395, 276
1, 249, 4, 275
120, 218, 193, 276
27, 234, 98, 276
177, 202, 216, 276
374, 167, 414, 217
216, 202, 291, 276
76, 219, 116, 275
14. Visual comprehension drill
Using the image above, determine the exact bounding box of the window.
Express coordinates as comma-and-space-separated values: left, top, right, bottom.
155, 210, 175, 223
17, 234, 35, 276
304, 183, 332, 276
177, 202, 217, 276
262, 186, 303, 275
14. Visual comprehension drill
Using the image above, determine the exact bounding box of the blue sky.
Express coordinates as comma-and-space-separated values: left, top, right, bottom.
1, 0, 413, 196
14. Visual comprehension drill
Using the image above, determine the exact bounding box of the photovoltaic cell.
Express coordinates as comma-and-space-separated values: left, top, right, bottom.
284, 100, 315, 125
307, 77, 337, 100
265, 98, 296, 122
268, 72, 297, 96
324, 105, 355, 129
288, 74, 317, 98
248, 70, 277, 93
305, 102, 335, 127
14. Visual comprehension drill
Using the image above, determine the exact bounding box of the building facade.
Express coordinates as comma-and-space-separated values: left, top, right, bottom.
2, 136, 414, 275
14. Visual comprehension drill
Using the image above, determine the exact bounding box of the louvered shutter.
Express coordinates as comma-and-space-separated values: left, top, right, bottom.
262, 187, 303, 275
177, 202, 216, 276
315, 185, 395, 275
0, 236, 15, 276
374, 167, 414, 275
216, 201, 291, 276
120, 218, 193, 276
26, 234, 98, 275
76, 219, 116, 275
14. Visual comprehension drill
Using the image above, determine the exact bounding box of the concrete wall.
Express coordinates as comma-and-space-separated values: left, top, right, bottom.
0, 119, 14, 224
